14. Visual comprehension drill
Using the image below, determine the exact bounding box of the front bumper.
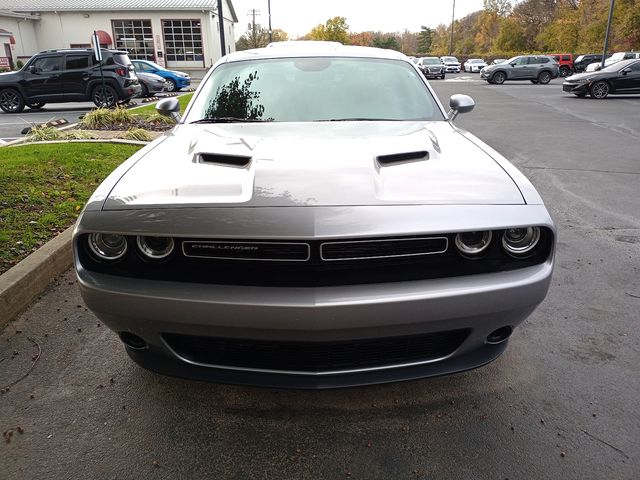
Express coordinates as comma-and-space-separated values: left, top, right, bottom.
77, 256, 553, 388
445, 65, 460, 73
176, 77, 191, 88
563, 82, 588, 94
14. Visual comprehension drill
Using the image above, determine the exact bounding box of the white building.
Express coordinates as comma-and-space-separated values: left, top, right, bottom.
0, 0, 237, 71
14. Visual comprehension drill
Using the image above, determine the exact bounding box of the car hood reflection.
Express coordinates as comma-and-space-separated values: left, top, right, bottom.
103, 122, 524, 210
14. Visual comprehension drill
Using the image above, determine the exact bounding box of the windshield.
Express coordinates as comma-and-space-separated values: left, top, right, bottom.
186, 57, 444, 123
422, 58, 440, 65
442, 57, 458, 63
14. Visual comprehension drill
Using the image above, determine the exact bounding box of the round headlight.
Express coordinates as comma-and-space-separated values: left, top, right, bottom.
88, 233, 128, 261
502, 227, 540, 256
454, 231, 492, 256
137, 236, 174, 260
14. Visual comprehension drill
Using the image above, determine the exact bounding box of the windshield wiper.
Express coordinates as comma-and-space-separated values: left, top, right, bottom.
190, 117, 270, 124
314, 118, 403, 122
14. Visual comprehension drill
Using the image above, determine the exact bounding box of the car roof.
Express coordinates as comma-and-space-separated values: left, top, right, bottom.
223, 42, 407, 63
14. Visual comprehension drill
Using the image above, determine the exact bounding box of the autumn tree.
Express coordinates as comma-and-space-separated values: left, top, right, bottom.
308, 17, 350, 43
236, 24, 289, 51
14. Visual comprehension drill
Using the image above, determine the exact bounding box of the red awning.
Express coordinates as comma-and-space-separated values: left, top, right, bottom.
95, 30, 112, 46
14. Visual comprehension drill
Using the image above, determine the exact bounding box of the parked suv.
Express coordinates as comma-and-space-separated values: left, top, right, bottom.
440, 56, 461, 73
547, 53, 575, 77
480, 55, 559, 85
0, 48, 141, 113
574, 53, 611, 73
417, 57, 445, 79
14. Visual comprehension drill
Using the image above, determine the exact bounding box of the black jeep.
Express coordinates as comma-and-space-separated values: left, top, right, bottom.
0, 49, 141, 113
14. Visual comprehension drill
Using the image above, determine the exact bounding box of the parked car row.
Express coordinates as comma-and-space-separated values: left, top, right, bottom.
0, 48, 191, 113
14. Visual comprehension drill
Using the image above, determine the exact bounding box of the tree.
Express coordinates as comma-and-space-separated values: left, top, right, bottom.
417, 26, 433, 54
236, 24, 289, 51
495, 17, 527, 52
307, 16, 350, 43
483, 0, 512, 17
372, 35, 401, 51
204, 72, 267, 120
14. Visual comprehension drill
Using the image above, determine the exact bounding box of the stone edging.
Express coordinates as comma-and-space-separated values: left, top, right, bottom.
0, 226, 74, 329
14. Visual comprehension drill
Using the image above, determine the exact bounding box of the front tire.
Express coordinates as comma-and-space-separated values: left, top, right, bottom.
0, 88, 25, 113
140, 82, 149, 98
492, 71, 506, 84
590, 81, 610, 99
92, 85, 118, 108
538, 71, 552, 84
165, 79, 178, 92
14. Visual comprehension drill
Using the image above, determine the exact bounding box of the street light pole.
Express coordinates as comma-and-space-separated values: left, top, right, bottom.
449, 0, 456, 56
268, 0, 273, 43
217, 0, 226, 56
601, 0, 615, 69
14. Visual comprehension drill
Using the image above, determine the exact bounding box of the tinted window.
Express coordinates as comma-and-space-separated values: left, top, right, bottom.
539, 57, 550, 64
562, 55, 571, 61
628, 61, 640, 72
513, 57, 528, 66
65, 55, 89, 70
33, 56, 62, 72
188, 58, 444, 123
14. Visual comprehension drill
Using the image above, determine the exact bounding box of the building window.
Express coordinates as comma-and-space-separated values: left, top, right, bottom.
112, 20, 154, 61
162, 20, 203, 63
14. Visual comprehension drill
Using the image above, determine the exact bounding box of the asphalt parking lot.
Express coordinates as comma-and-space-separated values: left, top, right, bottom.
1, 74, 639, 479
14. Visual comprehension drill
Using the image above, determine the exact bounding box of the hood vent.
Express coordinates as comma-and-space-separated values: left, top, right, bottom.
197, 153, 252, 167
376, 151, 429, 165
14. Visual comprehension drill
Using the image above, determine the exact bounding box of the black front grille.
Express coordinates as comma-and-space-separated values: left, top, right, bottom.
163, 329, 470, 373
77, 229, 554, 287
321, 237, 447, 261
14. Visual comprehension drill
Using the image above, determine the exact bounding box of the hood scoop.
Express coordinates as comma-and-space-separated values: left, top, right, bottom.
376, 150, 429, 165
196, 153, 252, 167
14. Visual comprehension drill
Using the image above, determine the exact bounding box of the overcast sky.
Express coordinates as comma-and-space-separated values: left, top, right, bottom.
232, 0, 487, 39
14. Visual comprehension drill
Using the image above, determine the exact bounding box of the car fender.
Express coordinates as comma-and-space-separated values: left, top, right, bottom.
0, 81, 28, 98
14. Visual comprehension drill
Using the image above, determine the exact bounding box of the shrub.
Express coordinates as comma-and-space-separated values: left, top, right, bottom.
123, 128, 152, 142
64, 130, 94, 140
143, 113, 175, 125
27, 125, 62, 141
80, 108, 118, 129
110, 106, 134, 124
16, 60, 24, 69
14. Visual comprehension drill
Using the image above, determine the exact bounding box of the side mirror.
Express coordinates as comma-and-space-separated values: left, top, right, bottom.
621, 67, 631, 75
447, 94, 475, 121
28, 65, 37, 74
156, 97, 181, 122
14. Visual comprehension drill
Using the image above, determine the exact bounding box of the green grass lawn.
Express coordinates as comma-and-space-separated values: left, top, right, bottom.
132, 92, 193, 117
0, 142, 143, 274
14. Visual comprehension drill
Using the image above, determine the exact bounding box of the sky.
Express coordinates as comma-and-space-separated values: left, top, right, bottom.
231, 0, 487, 39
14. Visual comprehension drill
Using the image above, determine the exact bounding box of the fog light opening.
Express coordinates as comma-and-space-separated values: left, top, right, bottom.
119, 332, 147, 350
486, 326, 513, 345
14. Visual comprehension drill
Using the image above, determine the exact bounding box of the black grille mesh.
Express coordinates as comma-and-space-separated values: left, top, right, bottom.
163, 329, 470, 373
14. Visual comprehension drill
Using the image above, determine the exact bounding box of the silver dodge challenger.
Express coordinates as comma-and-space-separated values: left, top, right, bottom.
73, 43, 555, 388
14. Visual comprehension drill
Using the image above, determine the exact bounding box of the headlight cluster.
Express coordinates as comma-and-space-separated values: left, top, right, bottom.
87, 233, 174, 262
454, 227, 541, 259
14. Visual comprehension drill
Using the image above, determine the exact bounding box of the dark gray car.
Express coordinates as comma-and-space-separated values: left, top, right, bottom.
480, 55, 560, 85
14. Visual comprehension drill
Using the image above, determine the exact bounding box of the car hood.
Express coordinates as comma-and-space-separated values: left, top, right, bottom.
0, 71, 20, 80
103, 122, 524, 210
566, 70, 608, 81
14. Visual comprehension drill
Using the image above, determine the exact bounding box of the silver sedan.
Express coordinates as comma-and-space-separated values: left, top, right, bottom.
74, 45, 555, 388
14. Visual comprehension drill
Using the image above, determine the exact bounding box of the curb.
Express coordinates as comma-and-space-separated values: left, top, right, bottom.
0, 226, 74, 329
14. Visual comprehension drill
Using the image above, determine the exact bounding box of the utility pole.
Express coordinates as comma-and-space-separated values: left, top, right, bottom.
217, 0, 226, 56
268, 0, 273, 43
601, 0, 615, 69
449, 0, 456, 56
247, 9, 261, 48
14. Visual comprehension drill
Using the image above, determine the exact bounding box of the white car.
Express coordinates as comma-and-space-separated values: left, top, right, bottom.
585, 52, 640, 72
440, 56, 461, 73
463, 59, 487, 73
